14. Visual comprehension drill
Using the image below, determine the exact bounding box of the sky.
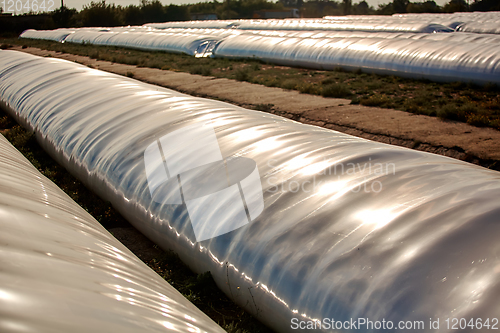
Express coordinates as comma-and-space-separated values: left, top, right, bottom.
2, 0, 451, 14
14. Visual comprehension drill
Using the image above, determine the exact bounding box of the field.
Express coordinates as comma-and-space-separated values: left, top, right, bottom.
2, 27, 500, 332
2, 37, 500, 130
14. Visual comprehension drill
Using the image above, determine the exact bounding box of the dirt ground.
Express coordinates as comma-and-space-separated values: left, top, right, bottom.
11, 46, 500, 169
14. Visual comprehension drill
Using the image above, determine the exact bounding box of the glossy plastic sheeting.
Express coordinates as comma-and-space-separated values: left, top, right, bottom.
20, 28, 75, 42
19, 23, 500, 84
2, 50, 500, 332
21, 26, 500, 45
214, 34, 500, 85
235, 19, 453, 33
145, 18, 452, 33
144, 20, 240, 30
395, 12, 500, 34
61, 29, 222, 56
227, 28, 500, 44
140, 26, 500, 45
144, 13, 498, 34
0, 133, 224, 331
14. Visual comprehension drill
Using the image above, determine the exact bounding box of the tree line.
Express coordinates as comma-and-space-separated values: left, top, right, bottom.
2, 0, 499, 30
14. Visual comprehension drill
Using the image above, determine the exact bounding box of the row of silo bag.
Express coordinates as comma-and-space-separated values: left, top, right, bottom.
20, 27, 223, 56
23, 25, 500, 46
144, 12, 500, 34
1, 50, 500, 332
146, 19, 454, 33
211, 31, 500, 85
142, 12, 500, 33
392, 11, 500, 34
19, 13, 500, 85
0, 125, 224, 330
18, 12, 500, 42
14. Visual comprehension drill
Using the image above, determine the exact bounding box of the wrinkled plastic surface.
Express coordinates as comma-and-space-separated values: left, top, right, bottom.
0, 128, 224, 331
237, 19, 453, 33
20, 28, 75, 42
1, 50, 500, 332
32, 25, 500, 44
220, 28, 500, 43
62, 29, 222, 56
19, 27, 225, 57
144, 12, 499, 35
144, 20, 240, 30
144, 13, 500, 34
145, 18, 452, 33
214, 33, 500, 85
394, 12, 500, 34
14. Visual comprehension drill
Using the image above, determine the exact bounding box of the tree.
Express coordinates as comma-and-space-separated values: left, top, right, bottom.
164, 4, 189, 21
123, 5, 143, 25
80, 1, 122, 27
343, 0, 352, 15
443, 0, 468, 12
141, 0, 165, 23
323, 3, 342, 16
377, 2, 394, 14
354, 1, 371, 14
470, 0, 500, 11
51, 6, 77, 27
240, 0, 284, 18
280, 0, 303, 8
393, 0, 409, 13
406, 0, 441, 13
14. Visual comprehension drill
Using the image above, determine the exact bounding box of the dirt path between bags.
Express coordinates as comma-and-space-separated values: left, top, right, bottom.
11, 46, 500, 170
